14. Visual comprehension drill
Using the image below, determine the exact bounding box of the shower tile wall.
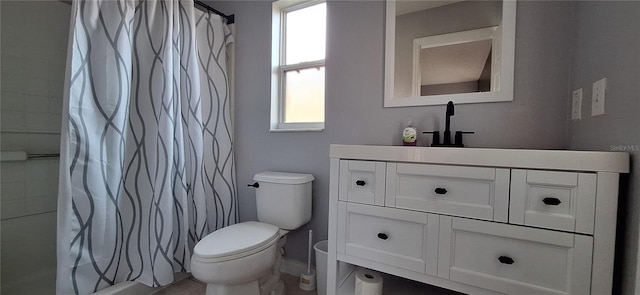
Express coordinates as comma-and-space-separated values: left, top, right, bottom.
0, 1, 70, 294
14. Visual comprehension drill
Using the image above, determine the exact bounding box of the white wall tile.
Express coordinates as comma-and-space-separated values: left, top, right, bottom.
49, 97, 62, 114
25, 160, 50, 181
0, 199, 27, 219
24, 94, 49, 112
25, 180, 49, 199
25, 133, 61, 153
1, 110, 25, 131
0, 181, 25, 201
1, 211, 57, 291
48, 113, 62, 132
24, 111, 50, 132
30, 77, 50, 97
47, 78, 65, 97
1, 162, 26, 183
1, 1, 67, 292
0, 91, 25, 111
0, 54, 27, 77
26, 197, 57, 215
1, 73, 27, 94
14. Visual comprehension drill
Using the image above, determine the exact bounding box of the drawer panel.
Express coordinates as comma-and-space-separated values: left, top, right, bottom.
510, 170, 597, 234
339, 160, 385, 205
386, 163, 509, 222
439, 217, 593, 295
337, 202, 438, 275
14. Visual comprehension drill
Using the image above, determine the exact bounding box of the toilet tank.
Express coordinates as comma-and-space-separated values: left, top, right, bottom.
253, 172, 314, 230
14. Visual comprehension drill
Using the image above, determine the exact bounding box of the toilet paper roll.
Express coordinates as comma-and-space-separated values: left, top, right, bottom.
354, 268, 383, 295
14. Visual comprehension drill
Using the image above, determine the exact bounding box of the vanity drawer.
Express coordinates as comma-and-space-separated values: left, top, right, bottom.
438, 216, 593, 295
510, 170, 597, 234
337, 202, 438, 275
385, 163, 509, 222
339, 160, 386, 205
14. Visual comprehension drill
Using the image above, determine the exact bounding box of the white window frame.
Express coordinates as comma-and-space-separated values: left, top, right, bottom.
271, 0, 326, 132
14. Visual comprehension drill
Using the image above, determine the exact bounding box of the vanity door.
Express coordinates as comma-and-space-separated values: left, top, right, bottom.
438, 216, 593, 295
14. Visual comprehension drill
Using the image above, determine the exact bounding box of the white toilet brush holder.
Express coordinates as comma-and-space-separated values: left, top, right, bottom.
299, 230, 317, 291
299, 269, 316, 291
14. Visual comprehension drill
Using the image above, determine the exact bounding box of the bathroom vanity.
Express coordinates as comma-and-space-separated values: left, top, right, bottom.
327, 145, 629, 295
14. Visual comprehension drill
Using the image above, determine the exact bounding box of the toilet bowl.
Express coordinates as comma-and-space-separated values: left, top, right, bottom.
191, 222, 282, 295
191, 172, 314, 295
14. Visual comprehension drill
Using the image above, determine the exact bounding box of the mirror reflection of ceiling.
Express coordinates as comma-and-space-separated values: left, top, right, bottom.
393, 0, 502, 98
395, 0, 465, 16
420, 39, 491, 86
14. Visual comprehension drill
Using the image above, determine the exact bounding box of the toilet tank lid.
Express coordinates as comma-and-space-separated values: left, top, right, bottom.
254, 172, 314, 184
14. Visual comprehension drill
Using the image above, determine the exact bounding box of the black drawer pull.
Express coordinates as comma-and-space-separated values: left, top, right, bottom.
355, 180, 366, 186
247, 182, 259, 188
377, 233, 388, 240
542, 197, 562, 206
498, 256, 515, 265
434, 188, 448, 195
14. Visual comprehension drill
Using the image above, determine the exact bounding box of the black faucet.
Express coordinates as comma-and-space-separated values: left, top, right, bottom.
423, 101, 474, 147
443, 101, 454, 145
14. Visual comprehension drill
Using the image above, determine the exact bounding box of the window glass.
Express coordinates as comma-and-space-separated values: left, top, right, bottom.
284, 66, 325, 123
285, 3, 326, 64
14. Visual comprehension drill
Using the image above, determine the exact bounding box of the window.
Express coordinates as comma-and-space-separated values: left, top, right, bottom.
271, 0, 326, 131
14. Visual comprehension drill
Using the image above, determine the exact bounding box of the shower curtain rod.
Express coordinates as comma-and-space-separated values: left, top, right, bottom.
59, 1, 234, 24
194, 0, 235, 24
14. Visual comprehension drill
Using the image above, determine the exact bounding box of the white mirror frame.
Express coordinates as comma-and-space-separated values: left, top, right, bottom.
384, 0, 517, 107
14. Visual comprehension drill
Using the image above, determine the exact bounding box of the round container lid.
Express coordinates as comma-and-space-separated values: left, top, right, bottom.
194, 221, 279, 259
254, 171, 314, 184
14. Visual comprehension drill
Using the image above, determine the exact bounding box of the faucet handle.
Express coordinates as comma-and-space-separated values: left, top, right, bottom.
422, 131, 440, 146
454, 131, 474, 147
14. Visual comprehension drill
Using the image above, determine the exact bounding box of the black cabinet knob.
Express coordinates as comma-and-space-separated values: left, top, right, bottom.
377, 233, 388, 240
498, 256, 515, 265
356, 180, 366, 186
247, 182, 259, 188
542, 197, 561, 206
434, 188, 448, 195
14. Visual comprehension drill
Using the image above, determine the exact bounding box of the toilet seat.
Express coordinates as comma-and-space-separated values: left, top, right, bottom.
193, 221, 280, 263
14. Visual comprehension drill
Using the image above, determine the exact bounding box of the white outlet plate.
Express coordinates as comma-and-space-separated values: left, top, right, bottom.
572, 88, 582, 120
592, 78, 607, 116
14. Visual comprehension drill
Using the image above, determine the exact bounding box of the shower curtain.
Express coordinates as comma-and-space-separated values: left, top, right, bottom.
56, 1, 237, 294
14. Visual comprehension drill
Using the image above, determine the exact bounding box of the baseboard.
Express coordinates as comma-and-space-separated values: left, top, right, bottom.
281, 258, 314, 276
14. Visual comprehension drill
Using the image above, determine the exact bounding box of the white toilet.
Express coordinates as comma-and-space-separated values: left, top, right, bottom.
191, 171, 314, 295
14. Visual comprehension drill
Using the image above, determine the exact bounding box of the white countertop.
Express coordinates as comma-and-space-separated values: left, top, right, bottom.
330, 144, 630, 173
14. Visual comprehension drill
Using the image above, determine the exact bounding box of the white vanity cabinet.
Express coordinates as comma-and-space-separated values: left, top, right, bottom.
327, 145, 629, 295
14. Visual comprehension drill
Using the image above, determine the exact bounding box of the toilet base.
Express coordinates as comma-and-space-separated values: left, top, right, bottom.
205, 280, 259, 295
203, 274, 284, 295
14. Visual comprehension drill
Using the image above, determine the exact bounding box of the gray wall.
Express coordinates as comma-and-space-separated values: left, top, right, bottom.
567, 1, 640, 294
211, 0, 573, 265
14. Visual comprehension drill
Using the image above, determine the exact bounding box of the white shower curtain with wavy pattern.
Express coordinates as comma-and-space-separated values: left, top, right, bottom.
56, 1, 236, 294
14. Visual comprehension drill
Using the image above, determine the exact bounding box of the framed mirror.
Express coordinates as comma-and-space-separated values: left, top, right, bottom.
384, 0, 517, 107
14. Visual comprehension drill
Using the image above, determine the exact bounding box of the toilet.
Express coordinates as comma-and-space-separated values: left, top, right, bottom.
191, 171, 314, 295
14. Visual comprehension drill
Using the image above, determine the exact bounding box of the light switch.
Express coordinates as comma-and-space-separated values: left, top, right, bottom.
572, 88, 582, 120
592, 78, 607, 116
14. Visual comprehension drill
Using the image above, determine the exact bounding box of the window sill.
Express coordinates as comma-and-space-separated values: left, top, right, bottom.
269, 128, 324, 133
